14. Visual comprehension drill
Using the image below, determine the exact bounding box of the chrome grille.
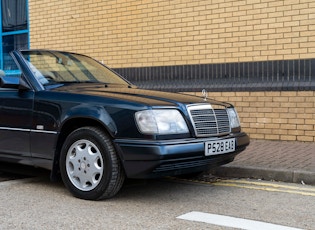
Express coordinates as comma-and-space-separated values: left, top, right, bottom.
188, 104, 230, 137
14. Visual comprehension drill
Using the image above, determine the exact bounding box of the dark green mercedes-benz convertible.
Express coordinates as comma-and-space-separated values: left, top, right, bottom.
0, 50, 249, 200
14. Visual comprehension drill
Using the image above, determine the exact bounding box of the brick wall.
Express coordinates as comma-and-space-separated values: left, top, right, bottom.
28, 0, 315, 142
29, 0, 315, 67
185, 91, 315, 142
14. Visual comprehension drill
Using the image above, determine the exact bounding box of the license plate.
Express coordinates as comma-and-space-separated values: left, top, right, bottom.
205, 138, 236, 156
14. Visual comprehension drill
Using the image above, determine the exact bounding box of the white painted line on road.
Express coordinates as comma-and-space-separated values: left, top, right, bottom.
177, 211, 303, 230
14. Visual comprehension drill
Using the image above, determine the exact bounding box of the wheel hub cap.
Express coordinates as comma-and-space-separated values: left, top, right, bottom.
80, 162, 86, 170
66, 139, 104, 191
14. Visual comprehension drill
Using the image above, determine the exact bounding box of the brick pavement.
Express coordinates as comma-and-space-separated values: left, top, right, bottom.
211, 139, 315, 185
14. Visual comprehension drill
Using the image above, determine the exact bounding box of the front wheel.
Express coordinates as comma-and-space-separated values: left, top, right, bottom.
60, 126, 125, 200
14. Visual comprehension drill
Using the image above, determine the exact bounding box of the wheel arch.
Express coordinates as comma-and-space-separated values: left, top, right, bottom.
57, 125, 126, 199
50, 116, 120, 181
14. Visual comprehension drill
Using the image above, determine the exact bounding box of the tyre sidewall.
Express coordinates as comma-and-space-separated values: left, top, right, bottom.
60, 127, 114, 200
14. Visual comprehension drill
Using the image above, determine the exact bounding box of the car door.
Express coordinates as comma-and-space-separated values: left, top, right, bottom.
0, 77, 34, 160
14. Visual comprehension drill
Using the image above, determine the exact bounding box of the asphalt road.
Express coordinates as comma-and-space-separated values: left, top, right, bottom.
0, 165, 314, 230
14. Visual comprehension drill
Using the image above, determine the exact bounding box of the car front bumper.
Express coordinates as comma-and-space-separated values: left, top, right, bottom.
114, 132, 249, 178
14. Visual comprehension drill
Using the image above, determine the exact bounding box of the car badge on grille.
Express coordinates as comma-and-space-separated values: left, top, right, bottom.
202, 89, 208, 101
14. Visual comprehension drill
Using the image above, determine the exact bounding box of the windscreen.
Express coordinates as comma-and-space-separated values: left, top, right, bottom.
21, 50, 129, 87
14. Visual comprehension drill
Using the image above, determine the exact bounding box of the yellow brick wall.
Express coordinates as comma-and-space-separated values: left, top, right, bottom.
28, 0, 315, 142
186, 91, 315, 142
29, 0, 315, 68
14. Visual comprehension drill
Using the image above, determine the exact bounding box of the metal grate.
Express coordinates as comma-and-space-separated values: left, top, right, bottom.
187, 104, 230, 137
115, 58, 315, 92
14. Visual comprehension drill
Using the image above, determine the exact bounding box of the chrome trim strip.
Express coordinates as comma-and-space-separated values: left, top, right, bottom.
0, 127, 57, 134
31, 129, 57, 134
0, 127, 29, 132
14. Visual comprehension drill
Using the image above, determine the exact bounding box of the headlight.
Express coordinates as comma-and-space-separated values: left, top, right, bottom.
135, 109, 189, 135
227, 108, 240, 129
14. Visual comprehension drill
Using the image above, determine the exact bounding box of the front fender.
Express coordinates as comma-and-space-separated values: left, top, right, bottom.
51, 105, 118, 181
62, 104, 118, 136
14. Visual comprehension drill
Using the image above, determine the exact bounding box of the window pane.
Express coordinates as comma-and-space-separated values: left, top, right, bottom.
2, 33, 28, 70
1, 0, 27, 32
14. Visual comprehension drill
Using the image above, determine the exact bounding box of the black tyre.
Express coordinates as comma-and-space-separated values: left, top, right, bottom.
59, 126, 125, 200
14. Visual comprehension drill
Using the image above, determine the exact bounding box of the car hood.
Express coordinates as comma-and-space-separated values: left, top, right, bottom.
52, 83, 231, 107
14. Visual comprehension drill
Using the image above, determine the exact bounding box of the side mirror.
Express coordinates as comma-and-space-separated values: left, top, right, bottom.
0, 75, 30, 90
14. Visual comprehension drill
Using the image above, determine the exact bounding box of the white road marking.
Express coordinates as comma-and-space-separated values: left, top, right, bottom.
177, 211, 303, 230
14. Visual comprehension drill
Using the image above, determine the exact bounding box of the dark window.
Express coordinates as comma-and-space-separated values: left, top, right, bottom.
1, 0, 27, 32
0, 0, 29, 72
2, 34, 28, 70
